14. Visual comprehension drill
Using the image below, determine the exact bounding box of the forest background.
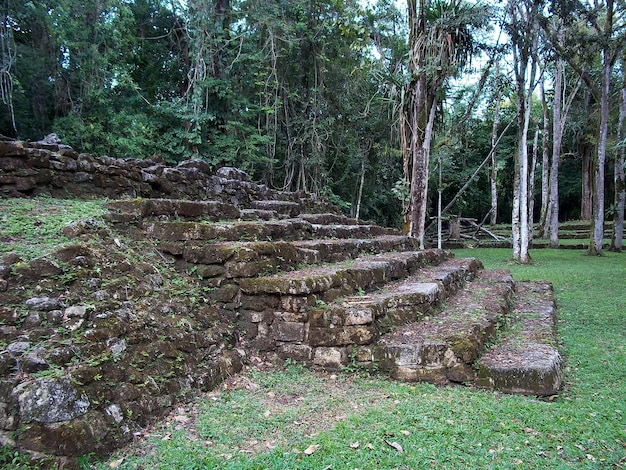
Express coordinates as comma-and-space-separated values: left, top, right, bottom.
1, 0, 624, 256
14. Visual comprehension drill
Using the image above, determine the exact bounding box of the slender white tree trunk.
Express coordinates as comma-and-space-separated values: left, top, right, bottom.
519, 97, 532, 263
355, 155, 366, 221
490, 71, 502, 226
611, 58, 626, 252
508, 0, 539, 263
437, 153, 443, 249
539, 80, 551, 238
529, 126, 539, 244
512, 158, 521, 259
549, 55, 564, 248
591, 48, 612, 255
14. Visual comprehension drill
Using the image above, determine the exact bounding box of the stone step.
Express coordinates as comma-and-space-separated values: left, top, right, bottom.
159, 235, 421, 279
239, 250, 451, 300
145, 219, 400, 243
378, 269, 515, 385
291, 236, 419, 263
250, 200, 302, 217
239, 208, 283, 221
104, 198, 241, 223
237, 251, 464, 362
307, 258, 483, 348
312, 223, 402, 238
298, 213, 360, 226
475, 282, 563, 396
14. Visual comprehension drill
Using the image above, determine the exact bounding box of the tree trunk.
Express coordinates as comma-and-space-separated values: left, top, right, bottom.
404, 0, 430, 247
355, 153, 366, 221
408, 98, 437, 248
539, 80, 551, 238
508, 0, 539, 264
610, 58, 626, 252
519, 97, 532, 263
437, 153, 443, 249
512, 149, 521, 259
589, 45, 613, 255
490, 67, 502, 226
581, 143, 594, 220
529, 125, 539, 244
548, 55, 565, 248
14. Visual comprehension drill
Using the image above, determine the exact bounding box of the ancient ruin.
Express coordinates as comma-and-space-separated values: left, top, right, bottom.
0, 138, 562, 466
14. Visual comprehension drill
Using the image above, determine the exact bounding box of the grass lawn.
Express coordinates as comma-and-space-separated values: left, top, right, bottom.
85, 248, 625, 470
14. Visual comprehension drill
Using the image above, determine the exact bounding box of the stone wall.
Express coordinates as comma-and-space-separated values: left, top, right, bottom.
0, 137, 341, 467
0, 137, 334, 213
0, 233, 245, 467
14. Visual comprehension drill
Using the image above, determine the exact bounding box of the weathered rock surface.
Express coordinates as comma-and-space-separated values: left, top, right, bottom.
476, 282, 563, 396
379, 270, 515, 384
16, 378, 90, 424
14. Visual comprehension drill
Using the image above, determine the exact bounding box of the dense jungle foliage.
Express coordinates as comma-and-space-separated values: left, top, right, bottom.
1, 0, 624, 229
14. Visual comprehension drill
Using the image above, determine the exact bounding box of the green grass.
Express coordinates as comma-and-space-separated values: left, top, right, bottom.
93, 248, 625, 470
0, 197, 106, 260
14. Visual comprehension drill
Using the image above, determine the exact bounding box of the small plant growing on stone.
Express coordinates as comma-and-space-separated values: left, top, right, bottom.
315, 298, 329, 309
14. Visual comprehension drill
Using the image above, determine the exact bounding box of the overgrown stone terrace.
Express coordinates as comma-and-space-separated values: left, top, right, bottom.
0, 139, 563, 466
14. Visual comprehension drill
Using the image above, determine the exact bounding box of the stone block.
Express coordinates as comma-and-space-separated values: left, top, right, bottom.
225, 260, 268, 278
209, 284, 239, 302
309, 308, 332, 328
25, 297, 62, 311
15, 378, 90, 424
195, 264, 226, 278
354, 345, 374, 363
247, 311, 269, 323
390, 365, 448, 384
309, 325, 376, 347
313, 347, 347, 367
271, 321, 305, 342
384, 306, 421, 327
273, 310, 308, 323
240, 294, 279, 311
279, 344, 313, 362
183, 243, 236, 264
14, 177, 37, 191
477, 344, 563, 396
281, 295, 313, 313
342, 306, 375, 326
322, 286, 353, 303
0, 156, 27, 169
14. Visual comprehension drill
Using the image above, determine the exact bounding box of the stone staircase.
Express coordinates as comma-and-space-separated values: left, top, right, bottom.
106, 196, 563, 396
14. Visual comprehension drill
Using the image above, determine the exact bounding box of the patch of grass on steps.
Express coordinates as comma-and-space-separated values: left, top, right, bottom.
0, 197, 106, 260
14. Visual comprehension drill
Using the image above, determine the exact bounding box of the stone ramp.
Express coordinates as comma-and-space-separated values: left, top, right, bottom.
476, 282, 563, 396
377, 270, 515, 385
